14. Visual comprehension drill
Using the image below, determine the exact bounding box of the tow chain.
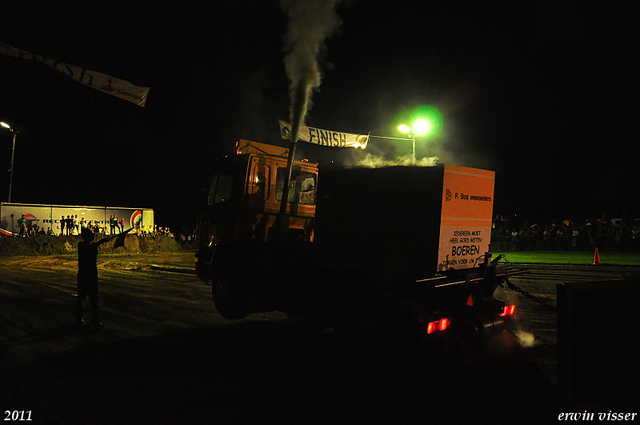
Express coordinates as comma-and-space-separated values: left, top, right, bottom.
503, 277, 558, 313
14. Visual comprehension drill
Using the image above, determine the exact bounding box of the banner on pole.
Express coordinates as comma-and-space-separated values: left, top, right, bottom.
0, 43, 150, 107
279, 120, 368, 149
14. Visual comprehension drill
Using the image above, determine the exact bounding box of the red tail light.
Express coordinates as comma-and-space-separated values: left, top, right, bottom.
427, 318, 451, 334
500, 304, 516, 317
438, 317, 450, 331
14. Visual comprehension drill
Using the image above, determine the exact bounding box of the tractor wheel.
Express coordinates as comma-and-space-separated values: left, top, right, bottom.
210, 256, 251, 320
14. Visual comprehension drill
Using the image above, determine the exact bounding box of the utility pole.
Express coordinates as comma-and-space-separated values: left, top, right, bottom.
1, 122, 19, 203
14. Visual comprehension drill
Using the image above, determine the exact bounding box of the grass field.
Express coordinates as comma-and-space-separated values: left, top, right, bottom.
492, 250, 640, 266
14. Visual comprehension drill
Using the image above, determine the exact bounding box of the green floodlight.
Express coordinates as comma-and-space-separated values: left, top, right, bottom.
392, 105, 443, 163
394, 105, 443, 137
412, 118, 431, 136
397, 118, 432, 136
412, 105, 443, 135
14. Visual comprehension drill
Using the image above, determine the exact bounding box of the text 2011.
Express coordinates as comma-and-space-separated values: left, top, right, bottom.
4, 411, 32, 421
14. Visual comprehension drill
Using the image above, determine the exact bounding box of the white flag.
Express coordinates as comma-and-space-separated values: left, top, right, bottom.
0, 43, 149, 107
279, 120, 368, 149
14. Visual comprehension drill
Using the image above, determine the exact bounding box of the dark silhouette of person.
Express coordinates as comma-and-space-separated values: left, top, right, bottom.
75, 228, 113, 329
17, 214, 27, 237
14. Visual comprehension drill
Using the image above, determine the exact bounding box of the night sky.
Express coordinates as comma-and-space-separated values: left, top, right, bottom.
0, 1, 637, 231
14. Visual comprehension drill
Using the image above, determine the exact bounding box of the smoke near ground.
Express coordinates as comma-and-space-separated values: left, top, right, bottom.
350, 153, 440, 168
515, 329, 537, 348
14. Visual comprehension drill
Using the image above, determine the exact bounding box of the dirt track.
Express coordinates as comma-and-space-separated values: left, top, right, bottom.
1, 250, 560, 424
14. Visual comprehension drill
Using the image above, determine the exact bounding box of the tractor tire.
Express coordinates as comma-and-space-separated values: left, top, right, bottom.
210, 254, 252, 320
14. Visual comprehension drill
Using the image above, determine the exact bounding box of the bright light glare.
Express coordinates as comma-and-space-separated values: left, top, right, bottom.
0, 122, 10, 129
500, 304, 517, 317
438, 318, 450, 331
412, 118, 431, 136
427, 318, 451, 335
398, 124, 410, 134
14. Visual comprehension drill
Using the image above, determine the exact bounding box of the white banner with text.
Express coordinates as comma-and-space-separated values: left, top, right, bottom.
1, 43, 149, 107
279, 120, 368, 149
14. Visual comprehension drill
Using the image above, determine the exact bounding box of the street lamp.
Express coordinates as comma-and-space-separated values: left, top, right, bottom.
1, 121, 19, 203
398, 118, 432, 163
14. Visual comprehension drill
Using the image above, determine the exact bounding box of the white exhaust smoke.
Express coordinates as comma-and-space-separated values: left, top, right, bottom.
280, 0, 342, 142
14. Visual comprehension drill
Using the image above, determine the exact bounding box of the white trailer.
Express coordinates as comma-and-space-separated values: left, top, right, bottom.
0, 202, 154, 236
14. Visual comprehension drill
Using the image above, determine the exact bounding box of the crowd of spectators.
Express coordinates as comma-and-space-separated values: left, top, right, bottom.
138, 225, 174, 238
12, 214, 174, 239
492, 217, 640, 252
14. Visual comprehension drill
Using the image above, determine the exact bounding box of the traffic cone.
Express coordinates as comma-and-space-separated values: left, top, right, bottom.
593, 248, 601, 265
